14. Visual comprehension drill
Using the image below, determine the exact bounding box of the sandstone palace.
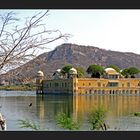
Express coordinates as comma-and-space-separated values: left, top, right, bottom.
36, 67, 140, 95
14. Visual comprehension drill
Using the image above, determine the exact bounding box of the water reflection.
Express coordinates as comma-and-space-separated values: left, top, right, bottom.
1, 91, 140, 130
36, 95, 140, 118
36, 94, 140, 130
36, 95, 73, 120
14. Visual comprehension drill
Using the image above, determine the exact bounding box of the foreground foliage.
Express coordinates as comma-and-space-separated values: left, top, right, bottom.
56, 112, 80, 130
134, 112, 140, 117
88, 106, 107, 131
18, 119, 41, 131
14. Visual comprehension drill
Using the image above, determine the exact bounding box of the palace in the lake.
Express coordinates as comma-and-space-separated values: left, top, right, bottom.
36, 67, 140, 95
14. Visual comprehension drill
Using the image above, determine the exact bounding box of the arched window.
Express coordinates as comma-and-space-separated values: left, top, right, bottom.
98, 83, 101, 87
89, 90, 92, 94
127, 83, 130, 87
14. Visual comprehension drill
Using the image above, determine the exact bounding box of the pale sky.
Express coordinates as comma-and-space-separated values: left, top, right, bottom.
1, 9, 140, 54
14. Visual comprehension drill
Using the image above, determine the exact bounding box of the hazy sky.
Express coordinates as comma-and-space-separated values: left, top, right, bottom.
1, 9, 140, 54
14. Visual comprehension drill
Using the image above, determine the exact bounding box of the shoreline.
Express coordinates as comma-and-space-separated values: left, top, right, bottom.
0, 84, 36, 91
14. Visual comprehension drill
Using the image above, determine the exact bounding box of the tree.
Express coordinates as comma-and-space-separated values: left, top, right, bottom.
0, 10, 70, 74
107, 65, 120, 73
121, 67, 140, 78
76, 67, 85, 78
127, 67, 140, 78
61, 64, 72, 78
121, 68, 129, 78
86, 64, 105, 78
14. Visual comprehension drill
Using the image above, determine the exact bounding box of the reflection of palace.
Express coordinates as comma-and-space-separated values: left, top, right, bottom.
36, 68, 140, 95
73, 95, 140, 117
36, 94, 140, 123
36, 95, 75, 122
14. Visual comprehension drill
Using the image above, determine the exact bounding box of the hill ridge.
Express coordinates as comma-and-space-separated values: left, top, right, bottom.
1, 43, 140, 84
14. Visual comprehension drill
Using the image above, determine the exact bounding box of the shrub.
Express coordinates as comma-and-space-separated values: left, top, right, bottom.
18, 119, 41, 131
56, 112, 80, 130
134, 112, 140, 117
88, 106, 107, 131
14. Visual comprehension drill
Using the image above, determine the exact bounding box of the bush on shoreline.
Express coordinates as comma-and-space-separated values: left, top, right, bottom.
0, 84, 36, 91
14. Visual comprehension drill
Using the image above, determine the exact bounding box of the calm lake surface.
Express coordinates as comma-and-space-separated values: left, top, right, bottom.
1, 90, 140, 131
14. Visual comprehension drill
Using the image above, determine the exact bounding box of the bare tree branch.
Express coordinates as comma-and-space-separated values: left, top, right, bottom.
0, 10, 71, 74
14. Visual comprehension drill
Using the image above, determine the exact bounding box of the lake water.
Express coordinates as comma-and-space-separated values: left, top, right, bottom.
1, 90, 140, 131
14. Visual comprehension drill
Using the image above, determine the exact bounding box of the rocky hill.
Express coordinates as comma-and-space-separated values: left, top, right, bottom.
1, 43, 140, 83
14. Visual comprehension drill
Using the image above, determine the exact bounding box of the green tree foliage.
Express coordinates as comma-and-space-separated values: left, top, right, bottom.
86, 64, 105, 78
121, 68, 129, 78
121, 67, 140, 78
107, 65, 120, 73
61, 64, 72, 78
127, 67, 140, 78
88, 106, 107, 131
76, 67, 85, 78
56, 112, 80, 130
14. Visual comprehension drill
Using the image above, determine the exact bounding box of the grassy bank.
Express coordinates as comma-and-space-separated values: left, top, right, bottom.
0, 84, 36, 91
